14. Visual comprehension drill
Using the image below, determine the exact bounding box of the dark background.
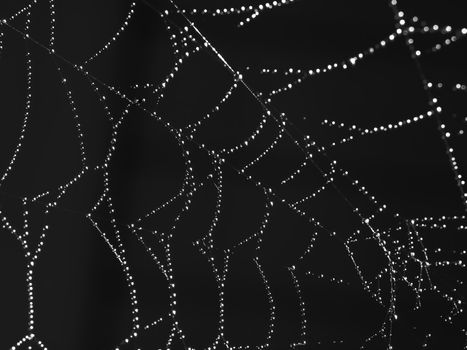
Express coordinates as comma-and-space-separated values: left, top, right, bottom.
0, 0, 466, 349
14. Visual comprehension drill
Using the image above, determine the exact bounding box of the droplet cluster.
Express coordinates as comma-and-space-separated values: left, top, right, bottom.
0, 0, 466, 349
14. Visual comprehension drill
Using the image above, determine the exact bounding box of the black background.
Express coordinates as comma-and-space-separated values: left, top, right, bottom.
0, 0, 466, 349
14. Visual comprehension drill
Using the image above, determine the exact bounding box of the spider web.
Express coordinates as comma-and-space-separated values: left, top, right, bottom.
0, 0, 466, 349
